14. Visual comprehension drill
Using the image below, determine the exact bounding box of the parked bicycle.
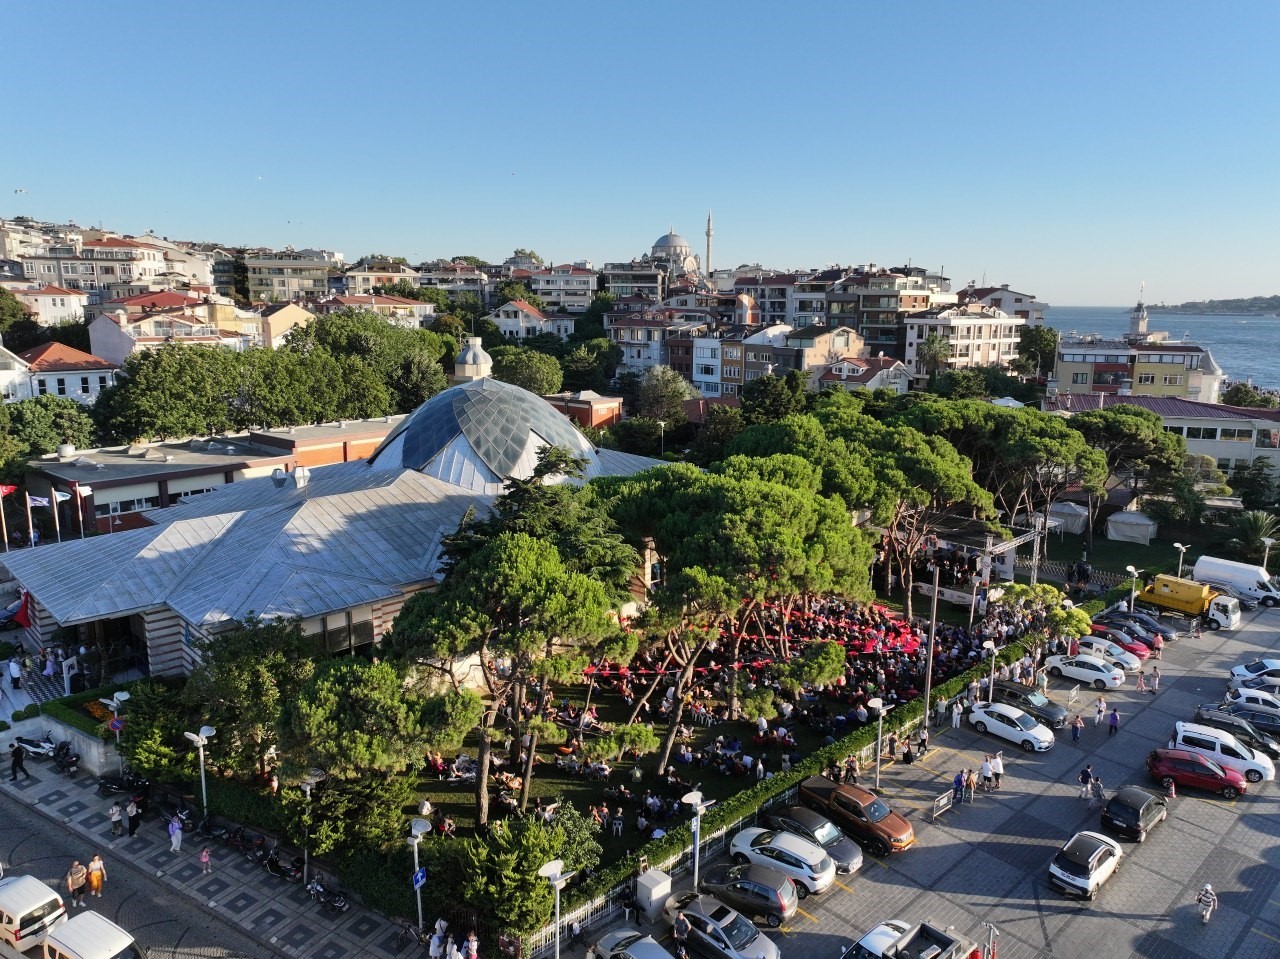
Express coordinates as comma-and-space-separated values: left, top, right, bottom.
393, 921, 430, 954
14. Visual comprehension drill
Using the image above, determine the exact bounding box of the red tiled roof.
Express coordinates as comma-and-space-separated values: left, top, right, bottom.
682, 396, 741, 424
107, 290, 201, 308
329, 294, 421, 307
505, 300, 547, 320
17, 342, 117, 373
14, 285, 85, 298
1041, 394, 1253, 420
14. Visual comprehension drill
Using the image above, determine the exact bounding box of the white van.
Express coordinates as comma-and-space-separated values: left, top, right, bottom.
39, 912, 144, 959
1192, 556, 1280, 607
0, 876, 66, 953
1171, 721, 1276, 784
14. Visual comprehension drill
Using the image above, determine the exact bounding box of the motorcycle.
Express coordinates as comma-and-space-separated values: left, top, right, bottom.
160, 802, 195, 832
245, 843, 271, 867
262, 843, 304, 882
225, 826, 265, 853
306, 874, 350, 914
52, 742, 79, 777
195, 815, 229, 843
15, 730, 56, 759
97, 766, 149, 798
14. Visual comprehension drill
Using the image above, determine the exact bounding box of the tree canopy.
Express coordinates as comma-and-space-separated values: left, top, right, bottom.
491, 345, 564, 395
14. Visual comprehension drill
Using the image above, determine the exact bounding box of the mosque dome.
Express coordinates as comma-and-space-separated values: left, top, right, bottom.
366, 377, 599, 494
652, 231, 691, 255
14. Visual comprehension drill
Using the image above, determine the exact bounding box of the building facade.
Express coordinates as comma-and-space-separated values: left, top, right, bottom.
903, 304, 1024, 384
12, 285, 89, 326
245, 249, 337, 302
527, 264, 598, 313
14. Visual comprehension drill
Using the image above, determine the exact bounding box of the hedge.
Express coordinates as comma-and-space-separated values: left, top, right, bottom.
41, 681, 139, 738
566, 636, 1034, 906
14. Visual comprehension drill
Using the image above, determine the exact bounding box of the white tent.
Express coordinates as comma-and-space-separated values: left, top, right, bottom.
1049, 501, 1089, 535
990, 396, 1025, 408
1105, 510, 1158, 545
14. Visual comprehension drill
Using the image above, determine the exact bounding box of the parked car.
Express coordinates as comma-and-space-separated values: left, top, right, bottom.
1224, 687, 1280, 715
1192, 705, 1280, 760
967, 701, 1055, 752
838, 920, 911, 959
1229, 659, 1280, 683
1048, 831, 1123, 899
1228, 674, 1280, 696
1076, 637, 1142, 672
1169, 720, 1275, 783
661, 892, 781, 959
1197, 579, 1260, 611
838, 922, 972, 959
1087, 625, 1150, 660
1102, 609, 1180, 643
797, 777, 916, 857
762, 806, 863, 874
1100, 785, 1168, 842
597, 930, 673, 959
696, 863, 797, 928
728, 828, 835, 897
1045, 654, 1127, 690
1212, 702, 1280, 738
990, 681, 1068, 728
1094, 616, 1164, 653
1146, 747, 1247, 799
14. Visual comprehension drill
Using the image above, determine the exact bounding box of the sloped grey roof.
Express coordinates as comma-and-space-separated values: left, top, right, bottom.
2, 465, 484, 627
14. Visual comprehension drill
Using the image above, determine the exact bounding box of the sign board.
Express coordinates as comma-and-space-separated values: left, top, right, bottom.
108, 717, 125, 732
931, 789, 954, 822
412, 866, 427, 890
1067, 684, 1081, 709
691, 815, 699, 839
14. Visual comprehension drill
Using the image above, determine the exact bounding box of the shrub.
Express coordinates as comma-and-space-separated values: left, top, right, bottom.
0, 721, 8, 732
42, 681, 139, 738
11, 711, 23, 724
205, 778, 287, 836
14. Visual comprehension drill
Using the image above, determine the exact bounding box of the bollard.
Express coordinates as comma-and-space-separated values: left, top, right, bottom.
1166, 781, 1176, 799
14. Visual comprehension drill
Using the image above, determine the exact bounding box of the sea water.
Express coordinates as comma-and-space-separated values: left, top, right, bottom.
1046, 305, 1280, 390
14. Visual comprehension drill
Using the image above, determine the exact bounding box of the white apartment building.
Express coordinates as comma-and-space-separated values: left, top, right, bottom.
690, 336, 724, 396
344, 264, 420, 295
418, 262, 490, 304
959, 283, 1049, 324
528, 264, 598, 313
22, 238, 167, 309
903, 304, 1024, 384
12, 285, 89, 326
246, 249, 339, 302
488, 301, 575, 341
14, 342, 118, 404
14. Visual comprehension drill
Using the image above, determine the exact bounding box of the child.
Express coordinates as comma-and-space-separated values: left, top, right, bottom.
200, 847, 212, 874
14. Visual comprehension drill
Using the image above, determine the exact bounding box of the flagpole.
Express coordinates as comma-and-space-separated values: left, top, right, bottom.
24, 493, 34, 548
52, 494, 62, 544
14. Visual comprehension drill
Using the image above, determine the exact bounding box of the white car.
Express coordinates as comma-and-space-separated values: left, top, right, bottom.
1227, 674, 1280, 696
839, 919, 911, 959
1048, 831, 1123, 899
968, 701, 1056, 752
1045, 654, 1126, 690
729, 828, 835, 897
1230, 659, 1280, 682
1076, 637, 1142, 673
1225, 686, 1280, 715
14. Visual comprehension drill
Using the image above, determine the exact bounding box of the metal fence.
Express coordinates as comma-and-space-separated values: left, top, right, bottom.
524, 785, 800, 959
1014, 557, 1126, 591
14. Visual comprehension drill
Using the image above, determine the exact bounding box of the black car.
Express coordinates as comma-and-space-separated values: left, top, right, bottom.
1193, 706, 1280, 759
1102, 610, 1180, 643
697, 863, 798, 928
990, 681, 1068, 729
762, 806, 863, 874
1100, 785, 1168, 842
1197, 580, 1260, 611
1204, 702, 1280, 739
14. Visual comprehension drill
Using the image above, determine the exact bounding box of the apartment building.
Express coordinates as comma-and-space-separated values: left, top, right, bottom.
22, 237, 168, 311
958, 283, 1049, 324
733, 273, 798, 326
528, 264, 598, 313
816, 355, 911, 394
903, 304, 1024, 384
343, 264, 420, 295
603, 260, 665, 300
826, 266, 951, 359
418, 262, 490, 304
12, 285, 89, 326
488, 300, 575, 341
604, 303, 711, 373
311, 294, 432, 326
246, 249, 338, 302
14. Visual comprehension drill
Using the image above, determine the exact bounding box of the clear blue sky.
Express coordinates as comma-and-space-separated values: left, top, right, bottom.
5, 1, 1277, 305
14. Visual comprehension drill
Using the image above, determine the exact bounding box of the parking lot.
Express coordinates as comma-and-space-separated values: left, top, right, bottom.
620, 608, 1280, 959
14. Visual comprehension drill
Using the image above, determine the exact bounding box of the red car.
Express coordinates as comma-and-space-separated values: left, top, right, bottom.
1146, 748, 1246, 800
1090, 625, 1150, 661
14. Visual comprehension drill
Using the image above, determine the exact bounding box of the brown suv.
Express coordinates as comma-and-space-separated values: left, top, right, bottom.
797, 776, 915, 857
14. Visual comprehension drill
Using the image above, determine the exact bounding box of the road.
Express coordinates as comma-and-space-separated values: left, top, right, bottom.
0, 798, 274, 958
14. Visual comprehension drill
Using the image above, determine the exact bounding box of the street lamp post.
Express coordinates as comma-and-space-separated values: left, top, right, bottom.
922, 562, 940, 731
1125, 565, 1143, 612
866, 698, 893, 790
409, 818, 432, 932
182, 725, 215, 814
1263, 537, 1277, 572
982, 640, 998, 697
300, 768, 325, 884
1173, 542, 1187, 579
538, 859, 575, 959
100, 691, 131, 774
658, 420, 666, 457
682, 789, 715, 891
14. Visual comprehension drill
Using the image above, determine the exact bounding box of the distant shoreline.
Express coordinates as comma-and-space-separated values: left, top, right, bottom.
1147, 308, 1277, 317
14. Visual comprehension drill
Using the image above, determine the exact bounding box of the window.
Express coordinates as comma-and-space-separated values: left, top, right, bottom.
1221, 428, 1253, 442
1165, 426, 1184, 436
1185, 427, 1217, 440
1071, 373, 1089, 384
1137, 374, 1155, 385
55, 378, 67, 396
1163, 375, 1183, 386
724, 366, 741, 377
79, 376, 90, 394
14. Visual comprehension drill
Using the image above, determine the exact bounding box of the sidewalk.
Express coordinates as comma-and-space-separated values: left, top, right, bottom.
0, 767, 404, 958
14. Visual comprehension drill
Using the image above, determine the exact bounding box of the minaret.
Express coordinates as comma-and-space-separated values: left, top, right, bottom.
705, 210, 714, 276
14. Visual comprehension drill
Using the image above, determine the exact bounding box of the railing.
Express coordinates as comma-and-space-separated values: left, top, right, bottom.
524, 786, 800, 959
1015, 556, 1126, 590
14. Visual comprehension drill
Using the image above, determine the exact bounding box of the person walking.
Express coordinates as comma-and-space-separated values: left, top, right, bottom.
168, 814, 183, 853
8, 658, 21, 690
66, 860, 88, 908
1094, 695, 1107, 727
1078, 764, 1094, 799
86, 854, 106, 898
964, 768, 977, 803
464, 931, 479, 959
1136, 669, 1147, 693
980, 755, 994, 792
200, 846, 212, 874
917, 726, 930, 757
1108, 708, 1120, 737
1089, 777, 1105, 808
9, 743, 31, 781
1071, 714, 1085, 743
673, 911, 691, 951
952, 699, 963, 730
109, 801, 123, 836
1197, 883, 1218, 924
991, 752, 1004, 790
126, 798, 140, 837
952, 771, 965, 805
1150, 666, 1161, 694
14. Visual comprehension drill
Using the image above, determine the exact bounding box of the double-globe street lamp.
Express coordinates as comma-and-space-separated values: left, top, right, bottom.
183, 725, 216, 814
408, 817, 432, 933
1125, 565, 1144, 612
682, 789, 715, 891
538, 859, 576, 959
1173, 542, 1188, 579
300, 768, 326, 884
866, 697, 894, 790
982, 640, 998, 697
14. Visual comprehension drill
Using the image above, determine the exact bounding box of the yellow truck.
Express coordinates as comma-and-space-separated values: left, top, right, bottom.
1137, 574, 1241, 630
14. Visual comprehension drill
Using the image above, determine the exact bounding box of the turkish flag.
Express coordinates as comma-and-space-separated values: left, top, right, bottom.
13, 591, 31, 629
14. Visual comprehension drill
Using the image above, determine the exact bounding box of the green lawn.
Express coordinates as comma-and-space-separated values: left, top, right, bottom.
1041, 532, 1186, 576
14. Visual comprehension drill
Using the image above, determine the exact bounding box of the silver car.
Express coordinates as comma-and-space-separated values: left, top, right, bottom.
662, 892, 781, 959
597, 930, 673, 959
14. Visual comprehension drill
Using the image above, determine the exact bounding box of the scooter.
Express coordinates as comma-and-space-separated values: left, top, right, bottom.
195, 815, 229, 843
306, 874, 350, 914
160, 802, 195, 832
262, 843, 304, 882
97, 766, 149, 798
225, 826, 265, 853
245, 843, 271, 867
52, 742, 79, 776
15, 730, 56, 759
